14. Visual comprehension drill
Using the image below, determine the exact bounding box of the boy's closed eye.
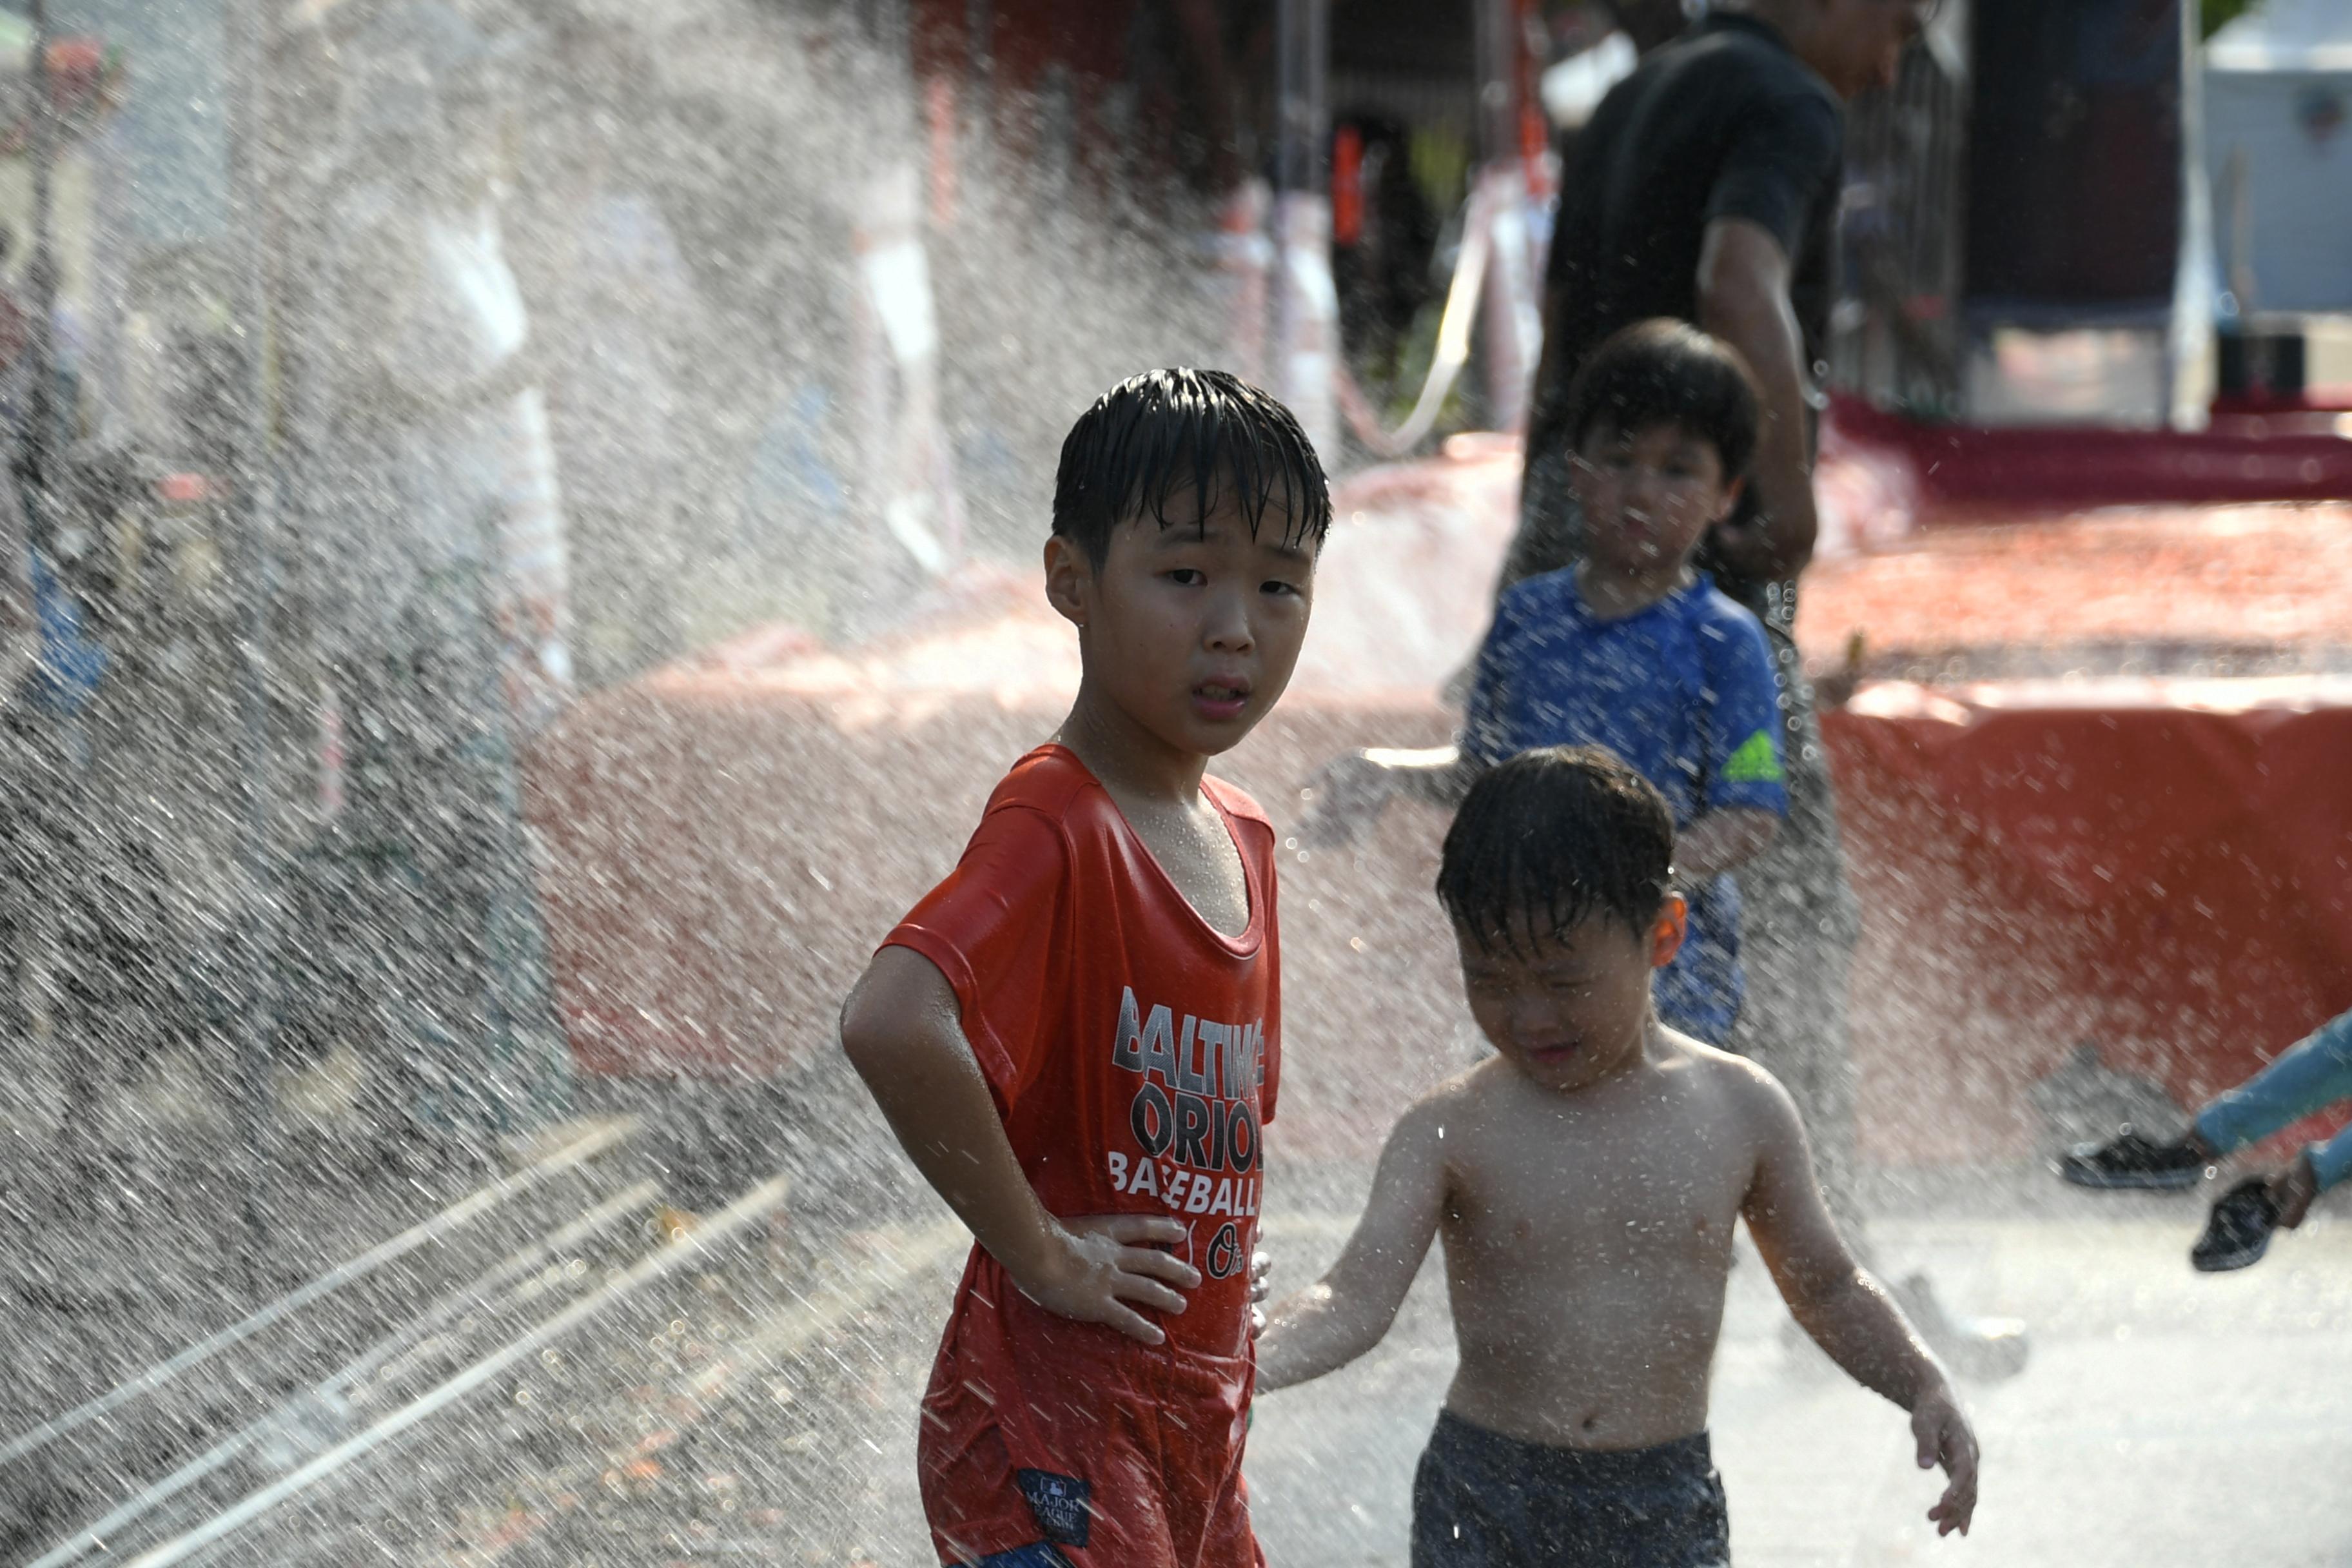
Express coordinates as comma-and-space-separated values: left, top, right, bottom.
1464, 969, 1595, 995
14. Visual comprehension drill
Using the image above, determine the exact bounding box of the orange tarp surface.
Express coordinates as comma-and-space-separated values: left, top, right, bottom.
525, 442, 2352, 1166
1797, 505, 2352, 671
1828, 680, 2352, 1162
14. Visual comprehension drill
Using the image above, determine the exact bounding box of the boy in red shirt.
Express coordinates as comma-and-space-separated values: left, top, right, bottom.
840, 369, 1330, 1567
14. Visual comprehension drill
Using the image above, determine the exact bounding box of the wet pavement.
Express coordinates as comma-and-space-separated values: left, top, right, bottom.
323, 1163, 2352, 1568
29, 1141, 2347, 1567
1248, 1181, 2352, 1568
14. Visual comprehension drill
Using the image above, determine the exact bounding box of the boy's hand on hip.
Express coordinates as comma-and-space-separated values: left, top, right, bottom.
1912, 1378, 1979, 1537
1014, 1213, 1201, 1345
1249, 1248, 1273, 1337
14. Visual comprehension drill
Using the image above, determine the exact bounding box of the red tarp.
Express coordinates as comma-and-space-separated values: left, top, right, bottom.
1830, 395, 2352, 514
526, 675, 2352, 1167
529, 685, 1478, 1163
525, 442, 2352, 1166
1827, 681, 2352, 1164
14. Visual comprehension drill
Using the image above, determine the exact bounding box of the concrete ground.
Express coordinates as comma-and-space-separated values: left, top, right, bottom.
1245, 1178, 2352, 1568
469, 1162, 2347, 1568
818, 1168, 2352, 1568
74, 1157, 2346, 1567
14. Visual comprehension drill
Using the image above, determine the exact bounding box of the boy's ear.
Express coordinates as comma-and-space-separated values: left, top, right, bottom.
1710, 474, 1747, 527
1043, 534, 1093, 631
1648, 894, 1688, 970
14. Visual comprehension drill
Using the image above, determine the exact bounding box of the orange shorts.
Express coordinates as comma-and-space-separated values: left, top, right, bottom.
918, 1282, 1263, 1568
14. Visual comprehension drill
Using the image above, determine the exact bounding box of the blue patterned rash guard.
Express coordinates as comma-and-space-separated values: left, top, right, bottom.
1462, 568, 1789, 1043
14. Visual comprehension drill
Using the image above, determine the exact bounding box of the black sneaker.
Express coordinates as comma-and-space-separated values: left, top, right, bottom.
2057, 1128, 2208, 1190
2191, 1179, 2280, 1273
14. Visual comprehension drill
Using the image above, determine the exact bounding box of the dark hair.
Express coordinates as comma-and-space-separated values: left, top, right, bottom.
1562, 319, 1762, 479
1436, 746, 1675, 950
1052, 368, 1332, 565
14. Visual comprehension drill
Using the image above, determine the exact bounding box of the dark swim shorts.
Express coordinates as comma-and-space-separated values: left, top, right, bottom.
1411, 1411, 1730, 1567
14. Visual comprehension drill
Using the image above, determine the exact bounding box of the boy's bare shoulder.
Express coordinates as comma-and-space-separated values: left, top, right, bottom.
1669, 1031, 1806, 1136
1387, 1057, 1516, 1147
1433, 1054, 1525, 1109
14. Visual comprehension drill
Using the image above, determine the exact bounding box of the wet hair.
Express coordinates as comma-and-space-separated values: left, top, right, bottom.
1436, 746, 1675, 950
1052, 368, 1332, 565
1562, 318, 1762, 480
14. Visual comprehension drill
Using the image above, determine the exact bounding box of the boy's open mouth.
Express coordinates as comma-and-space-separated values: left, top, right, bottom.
1192, 678, 1251, 716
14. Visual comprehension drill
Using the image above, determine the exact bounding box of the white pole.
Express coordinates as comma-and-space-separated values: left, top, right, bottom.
1273, 0, 1338, 458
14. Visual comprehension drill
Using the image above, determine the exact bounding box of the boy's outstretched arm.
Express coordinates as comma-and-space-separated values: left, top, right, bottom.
840, 946, 1200, 1346
1737, 1067, 1980, 1538
1256, 1099, 1447, 1391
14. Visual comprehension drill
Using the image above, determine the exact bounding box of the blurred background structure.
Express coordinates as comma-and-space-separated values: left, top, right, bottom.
0, 1, 2348, 1563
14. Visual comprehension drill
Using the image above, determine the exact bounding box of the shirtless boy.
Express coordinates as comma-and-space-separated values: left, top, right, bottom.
1256, 746, 1977, 1565
841, 369, 1327, 1566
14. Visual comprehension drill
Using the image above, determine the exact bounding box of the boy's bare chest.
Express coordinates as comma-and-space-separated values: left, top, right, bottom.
1445, 1101, 1750, 1266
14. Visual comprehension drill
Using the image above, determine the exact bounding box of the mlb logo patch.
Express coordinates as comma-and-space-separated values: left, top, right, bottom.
1016, 1467, 1093, 1547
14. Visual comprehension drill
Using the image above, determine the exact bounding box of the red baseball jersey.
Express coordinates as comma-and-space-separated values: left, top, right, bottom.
883, 744, 1280, 1565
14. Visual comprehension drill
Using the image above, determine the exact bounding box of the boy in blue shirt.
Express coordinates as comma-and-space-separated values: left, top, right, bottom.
1304, 319, 1787, 1044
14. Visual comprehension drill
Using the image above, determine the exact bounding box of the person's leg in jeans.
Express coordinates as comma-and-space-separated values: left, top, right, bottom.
2066, 1007, 2352, 1235
2193, 1007, 2352, 1175
2185, 1012, 2352, 1269
2189, 1007, 2352, 1263
2309, 1120, 2352, 1199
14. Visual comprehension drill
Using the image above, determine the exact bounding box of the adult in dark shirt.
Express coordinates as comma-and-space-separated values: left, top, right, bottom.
1504, 5, 2021, 1373
1513, 1, 1921, 600
1602, 0, 1694, 55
